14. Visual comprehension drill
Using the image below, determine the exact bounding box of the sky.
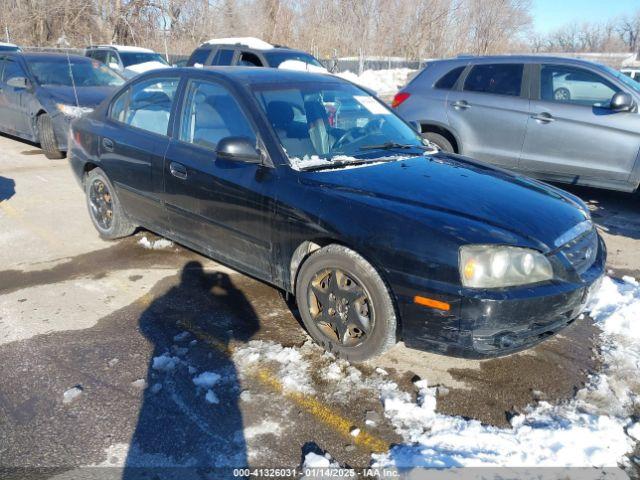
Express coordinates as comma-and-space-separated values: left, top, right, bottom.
531, 0, 640, 34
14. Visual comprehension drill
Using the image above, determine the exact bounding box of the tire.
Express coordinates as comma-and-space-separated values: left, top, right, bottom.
554, 87, 570, 101
37, 113, 65, 160
295, 244, 397, 362
422, 132, 454, 153
84, 168, 135, 240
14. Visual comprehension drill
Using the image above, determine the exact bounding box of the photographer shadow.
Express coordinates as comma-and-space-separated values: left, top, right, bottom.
123, 261, 260, 479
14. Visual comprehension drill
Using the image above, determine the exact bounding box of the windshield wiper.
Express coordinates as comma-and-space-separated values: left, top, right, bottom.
359, 142, 430, 151
301, 158, 396, 172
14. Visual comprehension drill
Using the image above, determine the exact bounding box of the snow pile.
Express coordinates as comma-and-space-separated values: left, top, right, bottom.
372, 276, 639, 468
336, 68, 416, 95
124, 61, 170, 75
302, 451, 339, 468
233, 340, 315, 394
278, 59, 328, 74
138, 235, 173, 250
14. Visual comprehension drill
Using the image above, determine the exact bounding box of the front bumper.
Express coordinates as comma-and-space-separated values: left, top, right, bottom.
394, 233, 606, 359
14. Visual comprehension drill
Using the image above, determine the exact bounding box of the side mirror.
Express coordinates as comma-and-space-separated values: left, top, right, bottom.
216, 136, 262, 164
7, 76, 29, 89
610, 92, 634, 112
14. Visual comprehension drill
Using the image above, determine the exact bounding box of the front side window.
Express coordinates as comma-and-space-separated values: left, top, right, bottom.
238, 52, 262, 67
541, 65, 619, 106
3, 58, 26, 83
464, 63, 523, 96
435, 66, 465, 90
211, 49, 235, 66
26, 59, 124, 87
119, 52, 168, 67
253, 82, 427, 167
264, 52, 323, 68
109, 77, 179, 136
179, 80, 255, 150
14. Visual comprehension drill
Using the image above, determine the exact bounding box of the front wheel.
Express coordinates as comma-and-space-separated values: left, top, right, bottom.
295, 244, 397, 362
84, 168, 135, 240
37, 113, 65, 159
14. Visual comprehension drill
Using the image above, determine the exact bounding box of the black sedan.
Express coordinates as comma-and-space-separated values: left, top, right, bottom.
68, 68, 605, 361
0, 52, 124, 159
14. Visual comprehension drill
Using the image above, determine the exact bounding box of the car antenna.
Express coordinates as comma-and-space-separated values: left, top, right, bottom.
65, 49, 80, 108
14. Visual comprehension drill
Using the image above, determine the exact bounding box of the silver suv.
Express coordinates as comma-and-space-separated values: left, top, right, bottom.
393, 55, 640, 193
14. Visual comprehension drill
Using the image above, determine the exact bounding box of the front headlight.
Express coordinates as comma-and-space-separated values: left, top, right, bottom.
460, 245, 553, 288
56, 104, 94, 118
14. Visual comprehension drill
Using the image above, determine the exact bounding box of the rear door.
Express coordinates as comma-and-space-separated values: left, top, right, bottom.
519, 63, 640, 185
99, 74, 181, 227
163, 76, 276, 280
445, 62, 529, 168
0, 57, 31, 136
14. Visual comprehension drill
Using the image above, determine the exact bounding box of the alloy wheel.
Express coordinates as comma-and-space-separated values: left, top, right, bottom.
307, 268, 374, 347
89, 179, 113, 230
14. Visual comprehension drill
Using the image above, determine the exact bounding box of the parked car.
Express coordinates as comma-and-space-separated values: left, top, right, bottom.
85, 45, 170, 79
68, 68, 604, 361
393, 55, 640, 193
0, 52, 124, 158
621, 68, 640, 82
0, 42, 20, 52
186, 37, 327, 72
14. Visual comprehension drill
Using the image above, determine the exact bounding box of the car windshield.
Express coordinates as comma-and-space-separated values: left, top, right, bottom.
253, 82, 429, 170
26, 59, 125, 87
600, 64, 640, 94
119, 52, 168, 67
264, 52, 323, 68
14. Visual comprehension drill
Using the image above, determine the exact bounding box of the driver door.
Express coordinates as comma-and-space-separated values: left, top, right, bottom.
0, 57, 31, 136
519, 63, 640, 183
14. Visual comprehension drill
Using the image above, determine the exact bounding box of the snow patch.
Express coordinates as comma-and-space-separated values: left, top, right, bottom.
63, 386, 83, 404
152, 354, 179, 372
372, 276, 639, 468
233, 340, 314, 394
204, 37, 273, 50
124, 61, 170, 75
205, 389, 219, 404
244, 420, 282, 439
138, 235, 174, 250
192, 371, 222, 389
288, 154, 407, 172
302, 452, 339, 469
173, 331, 190, 342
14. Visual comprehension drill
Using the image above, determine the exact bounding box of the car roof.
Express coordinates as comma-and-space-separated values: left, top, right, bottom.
430, 54, 611, 68
197, 43, 311, 56
87, 45, 154, 53
191, 66, 341, 84
4, 52, 92, 62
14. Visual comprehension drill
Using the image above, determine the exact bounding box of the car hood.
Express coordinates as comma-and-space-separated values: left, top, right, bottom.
298, 154, 590, 251
40, 86, 116, 108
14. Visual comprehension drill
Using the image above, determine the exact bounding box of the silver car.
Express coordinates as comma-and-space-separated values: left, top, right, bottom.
393, 55, 640, 193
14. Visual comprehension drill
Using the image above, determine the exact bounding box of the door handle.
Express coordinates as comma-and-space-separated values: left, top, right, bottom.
451, 100, 470, 110
531, 112, 554, 123
102, 137, 115, 152
169, 162, 187, 180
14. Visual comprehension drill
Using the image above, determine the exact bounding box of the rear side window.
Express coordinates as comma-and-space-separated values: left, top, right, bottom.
110, 77, 180, 136
3, 59, 26, 83
463, 64, 523, 96
188, 48, 210, 66
179, 80, 255, 150
211, 49, 235, 66
435, 66, 465, 90
238, 52, 262, 67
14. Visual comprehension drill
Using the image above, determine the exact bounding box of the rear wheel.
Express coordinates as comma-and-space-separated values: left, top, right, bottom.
37, 113, 65, 160
422, 131, 453, 153
295, 244, 397, 362
85, 168, 135, 240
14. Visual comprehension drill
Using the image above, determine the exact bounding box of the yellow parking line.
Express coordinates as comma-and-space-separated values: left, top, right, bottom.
0, 201, 60, 248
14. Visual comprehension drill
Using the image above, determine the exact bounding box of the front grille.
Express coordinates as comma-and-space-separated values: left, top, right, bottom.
560, 228, 598, 274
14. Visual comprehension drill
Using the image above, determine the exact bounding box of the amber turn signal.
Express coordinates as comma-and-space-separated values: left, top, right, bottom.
413, 295, 450, 311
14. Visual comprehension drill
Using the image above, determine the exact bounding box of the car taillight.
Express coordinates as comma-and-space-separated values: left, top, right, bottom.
392, 92, 410, 108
